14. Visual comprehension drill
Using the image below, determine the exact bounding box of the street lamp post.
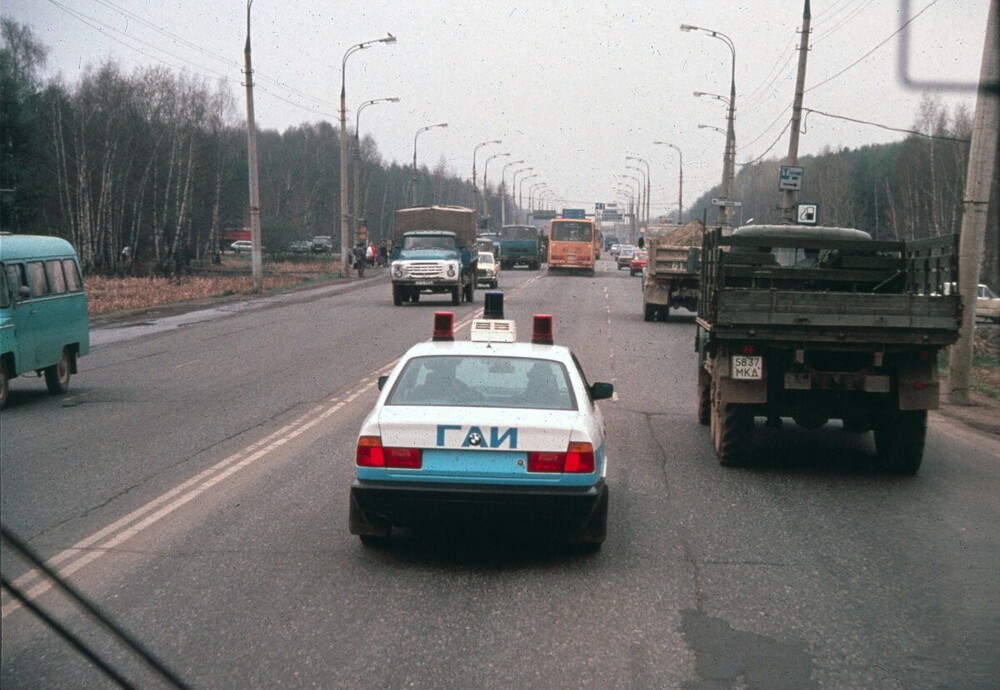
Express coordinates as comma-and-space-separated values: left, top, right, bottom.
499, 159, 524, 225
412, 123, 448, 205
518, 174, 538, 223
682, 23, 736, 226
483, 152, 510, 229
626, 164, 647, 227
354, 97, 399, 243
622, 173, 642, 235
340, 33, 396, 274
510, 167, 533, 225
472, 139, 502, 217
528, 182, 546, 218
654, 141, 684, 223
627, 156, 651, 227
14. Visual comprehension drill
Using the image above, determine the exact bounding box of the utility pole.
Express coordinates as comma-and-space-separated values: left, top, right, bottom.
243, 0, 263, 292
949, 0, 999, 405
781, 0, 812, 223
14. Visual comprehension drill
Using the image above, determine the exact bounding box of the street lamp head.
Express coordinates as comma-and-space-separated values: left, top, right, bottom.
680, 24, 697, 32
381, 33, 397, 45
387, 97, 401, 103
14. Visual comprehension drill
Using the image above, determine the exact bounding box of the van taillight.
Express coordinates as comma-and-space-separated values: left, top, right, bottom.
527, 442, 595, 473
356, 437, 423, 469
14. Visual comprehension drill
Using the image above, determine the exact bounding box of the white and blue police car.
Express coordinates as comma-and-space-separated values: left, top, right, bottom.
349, 295, 613, 549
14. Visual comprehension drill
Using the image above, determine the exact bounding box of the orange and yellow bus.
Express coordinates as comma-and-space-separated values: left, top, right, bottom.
547, 218, 597, 275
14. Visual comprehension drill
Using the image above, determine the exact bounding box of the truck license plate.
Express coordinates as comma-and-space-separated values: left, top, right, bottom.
731, 355, 762, 380
414, 280, 432, 286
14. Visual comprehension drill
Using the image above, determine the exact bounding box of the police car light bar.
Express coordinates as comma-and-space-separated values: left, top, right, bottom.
432, 312, 454, 341
470, 318, 517, 343
531, 314, 554, 345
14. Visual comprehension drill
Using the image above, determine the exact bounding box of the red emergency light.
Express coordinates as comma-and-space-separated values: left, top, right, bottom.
532, 314, 554, 345
433, 311, 454, 341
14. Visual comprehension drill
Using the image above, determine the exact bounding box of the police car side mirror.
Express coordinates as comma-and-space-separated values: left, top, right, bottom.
377, 375, 389, 391
591, 382, 613, 400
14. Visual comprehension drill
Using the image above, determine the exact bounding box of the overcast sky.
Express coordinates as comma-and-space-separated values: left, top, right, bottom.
7, 0, 992, 216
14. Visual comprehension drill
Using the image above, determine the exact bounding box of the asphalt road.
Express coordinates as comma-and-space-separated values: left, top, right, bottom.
2, 260, 998, 689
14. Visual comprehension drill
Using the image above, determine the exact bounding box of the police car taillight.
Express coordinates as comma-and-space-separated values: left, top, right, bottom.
356, 436, 422, 469
432, 312, 454, 341
527, 442, 595, 473
531, 314, 554, 345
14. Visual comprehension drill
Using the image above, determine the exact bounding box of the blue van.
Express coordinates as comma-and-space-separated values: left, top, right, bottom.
0, 233, 90, 408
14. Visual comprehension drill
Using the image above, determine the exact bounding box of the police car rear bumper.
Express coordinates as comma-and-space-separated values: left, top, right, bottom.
349, 479, 607, 536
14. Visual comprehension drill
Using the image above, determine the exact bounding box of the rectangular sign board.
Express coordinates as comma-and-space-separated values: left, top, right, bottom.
779, 165, 804, 191
796, 202, 819, 225
532, 210, 557, 220
601, 212, 623, 221
711, 197, 743, 207
562, 208, 586, 219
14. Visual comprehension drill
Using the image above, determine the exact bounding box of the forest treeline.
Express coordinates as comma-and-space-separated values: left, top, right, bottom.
1, 19, 996, 285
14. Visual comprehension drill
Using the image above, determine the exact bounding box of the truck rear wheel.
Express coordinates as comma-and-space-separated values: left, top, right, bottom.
451, 286, 461, 305
719, 404, 753, 466
711, 380, 752, 467
874, 409, 926, 474
697, 374, 711, 426
644, 304, 655, 322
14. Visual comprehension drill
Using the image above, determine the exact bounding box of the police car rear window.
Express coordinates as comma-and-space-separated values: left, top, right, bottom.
387, 355, 577, 410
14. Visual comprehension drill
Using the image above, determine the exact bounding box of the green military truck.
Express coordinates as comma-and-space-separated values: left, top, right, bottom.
696, 224, 961, 474
497, 224, 544, 270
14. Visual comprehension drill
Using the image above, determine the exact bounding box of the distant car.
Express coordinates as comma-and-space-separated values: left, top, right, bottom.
976, 284, 1000, 322
476, 251, 500, 288
348, 307, 614, 550
230, 240, 253, 254
629, 250, 648, 276
288, 240, 313, 254
616, 245, 636, 270
311, 236, 334, 253
939, 282, 1000, 323
609, 243, 621, 257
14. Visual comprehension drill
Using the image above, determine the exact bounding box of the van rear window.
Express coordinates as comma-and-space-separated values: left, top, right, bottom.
63, 259, 81, 291
26, 262, 48, 296
45, 260, 68, 294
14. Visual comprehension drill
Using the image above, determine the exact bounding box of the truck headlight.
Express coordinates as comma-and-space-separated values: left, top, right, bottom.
447, 263, 457, 278
392, 263, 404, 278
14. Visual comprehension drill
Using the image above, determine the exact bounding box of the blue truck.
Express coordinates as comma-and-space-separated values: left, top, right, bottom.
390, 206, 478, 306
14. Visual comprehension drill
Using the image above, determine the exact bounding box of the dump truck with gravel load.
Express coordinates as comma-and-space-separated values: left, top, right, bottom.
696, 224, 962, 474
640, 221, 705, 322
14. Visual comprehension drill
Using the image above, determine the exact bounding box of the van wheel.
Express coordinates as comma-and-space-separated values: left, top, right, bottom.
44, 347, 72, 394
0, 359, 9, 409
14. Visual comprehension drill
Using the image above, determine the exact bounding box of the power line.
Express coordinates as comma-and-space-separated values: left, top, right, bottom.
802, 108, 971, 142
45, 0, 339, 120
805, 0, 939, 93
